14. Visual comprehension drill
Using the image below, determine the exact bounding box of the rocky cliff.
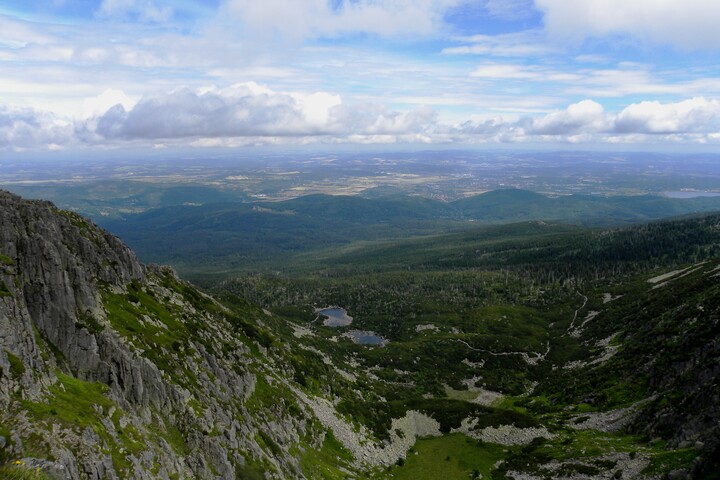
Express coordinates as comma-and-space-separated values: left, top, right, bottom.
0, 190, 324, 479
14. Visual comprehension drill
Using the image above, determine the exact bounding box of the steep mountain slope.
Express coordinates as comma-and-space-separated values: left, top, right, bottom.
477, 259, 719, 480
536, 260, 720, 478
0, 190, 360, 479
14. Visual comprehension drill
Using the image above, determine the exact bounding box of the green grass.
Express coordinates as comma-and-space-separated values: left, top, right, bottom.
444, 385, 479, 402
21, 373, 112, 429
5, 351, 25, 379
102, 282, 202, 389
491, 396, 527, 414
245, 375, 302, 418
149, 420, 189, 457
56, 209, 98, 243
0, 280, 12, 297
187, 398, 206, 415
295, 430, 355, 479
383, 434, 505, 480
0, 462, 50, 480
643, 447, 699, 475
74, 311, 104, 334
534, 430, 645, 460
493, 428, 702, 478
0, 254, 12, 266
19, 372, 146, 474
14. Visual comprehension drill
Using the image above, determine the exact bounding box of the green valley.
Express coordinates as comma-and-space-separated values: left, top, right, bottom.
209, 211, 720, 479
2, 186, 719, 479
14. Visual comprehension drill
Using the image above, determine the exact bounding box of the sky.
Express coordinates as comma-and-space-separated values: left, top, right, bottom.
2, 0, 720, 152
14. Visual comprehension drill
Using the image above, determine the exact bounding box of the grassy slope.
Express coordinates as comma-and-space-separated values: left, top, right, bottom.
386, 434, 505, 480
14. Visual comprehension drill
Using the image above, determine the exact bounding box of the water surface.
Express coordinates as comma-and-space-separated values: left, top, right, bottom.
345, 330, 388, 346
664, 191, 720, 199
318, 307, 353, 327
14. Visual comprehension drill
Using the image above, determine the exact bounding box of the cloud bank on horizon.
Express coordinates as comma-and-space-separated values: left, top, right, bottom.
2, 0, 720, 151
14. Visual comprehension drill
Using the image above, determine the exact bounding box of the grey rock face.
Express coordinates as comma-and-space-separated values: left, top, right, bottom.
1, 190, 144, 377
0, 191, 319, 479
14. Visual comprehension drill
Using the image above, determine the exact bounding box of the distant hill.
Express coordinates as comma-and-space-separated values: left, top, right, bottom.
282, 212, 720, 281
452, 188, 720, 225
98, 195, 462, 273
452, 188, 552, 221
98, 189, 720, 275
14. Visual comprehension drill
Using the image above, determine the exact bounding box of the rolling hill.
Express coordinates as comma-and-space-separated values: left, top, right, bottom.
97, 188, 720, 277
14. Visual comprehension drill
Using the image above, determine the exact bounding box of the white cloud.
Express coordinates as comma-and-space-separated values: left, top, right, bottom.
83, 83, 439, 142
443, 30, 556, 57
535, 0, 720, 50
4, 85, 720, 150
454, 100, 608, 141
469, 62, 582, 82
470, 63, 540, 80
456, 116, 513, 136
455, 97, 720, 140
567, 68, 667, 97
482, 0, 537, 20
331, 104, 439, 135
90, 84, 308, 139
615, 97, 720, 134
81, 89, 137, 119
528, 99, 608, 135
466, 62, 720, 100
0, 106, 73, 150
0, 15, 55, 48
292, 92, 342, 127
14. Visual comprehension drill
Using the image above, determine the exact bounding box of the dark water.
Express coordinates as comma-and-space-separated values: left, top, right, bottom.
664, 191, 720, 199
346, 330, 387, 346
319, 307, 353, 327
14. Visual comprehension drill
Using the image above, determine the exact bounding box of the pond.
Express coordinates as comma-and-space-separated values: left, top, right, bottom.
317, 307, 353, 327
344, 330, 388, 346
664, 191, 720, 199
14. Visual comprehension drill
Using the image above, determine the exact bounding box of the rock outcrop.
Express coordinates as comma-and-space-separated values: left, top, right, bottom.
0, 191, 323, 479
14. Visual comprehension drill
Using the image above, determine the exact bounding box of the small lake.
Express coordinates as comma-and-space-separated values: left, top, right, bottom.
317, 307, 353, 327
345, 330, 388, 346
664, 191, 720, 199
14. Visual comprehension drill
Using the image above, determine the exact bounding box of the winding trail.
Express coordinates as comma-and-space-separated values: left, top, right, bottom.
453, 339, 551, 366
455, 289, 588, 367
565, 291, 588, 335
